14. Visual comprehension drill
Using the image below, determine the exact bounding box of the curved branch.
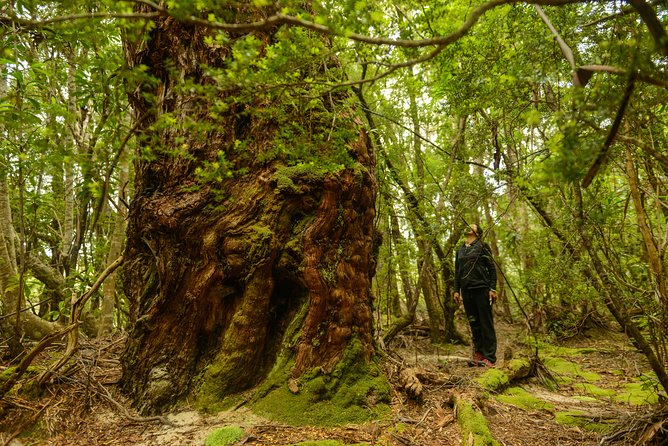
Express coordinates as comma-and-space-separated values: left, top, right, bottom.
131, 0, 590, 48
5, 0, 591, 49
579, 64, 668, 89
581, 72, 636, 188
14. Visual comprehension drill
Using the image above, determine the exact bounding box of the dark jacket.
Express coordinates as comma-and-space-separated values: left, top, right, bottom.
454, 239, 497, 291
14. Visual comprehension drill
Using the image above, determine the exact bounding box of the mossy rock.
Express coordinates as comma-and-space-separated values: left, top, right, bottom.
476, 368, 509, 392
554, 411, 613, 433
252, 338, 391, 426
205, 425, 245, 446
496, 386, 554, 412
456, 399, 500, 446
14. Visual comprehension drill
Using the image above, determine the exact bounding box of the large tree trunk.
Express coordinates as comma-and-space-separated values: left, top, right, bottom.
120, 7, 379, 414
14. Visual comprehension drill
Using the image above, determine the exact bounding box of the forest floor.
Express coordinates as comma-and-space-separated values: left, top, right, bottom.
1, 318, 665, 446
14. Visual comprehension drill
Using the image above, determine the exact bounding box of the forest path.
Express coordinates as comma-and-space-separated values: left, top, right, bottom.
0, 320, 661, 445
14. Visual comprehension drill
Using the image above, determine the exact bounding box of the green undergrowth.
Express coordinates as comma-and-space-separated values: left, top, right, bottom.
251, 338, 391, 426
456, 399, 500, 446
496, 386, 554, 412
205, 426, 245, 446
554, 410, 613, 433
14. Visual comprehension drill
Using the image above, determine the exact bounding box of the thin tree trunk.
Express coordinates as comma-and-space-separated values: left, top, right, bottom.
99, 152, 129, 336
573, 184, 668, 394
354, 87, 463, 343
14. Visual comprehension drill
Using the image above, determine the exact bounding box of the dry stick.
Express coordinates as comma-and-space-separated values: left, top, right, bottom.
36, 256, 124, 386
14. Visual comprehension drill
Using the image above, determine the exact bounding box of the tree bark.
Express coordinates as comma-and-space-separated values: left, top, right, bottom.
120, 7, 378, 413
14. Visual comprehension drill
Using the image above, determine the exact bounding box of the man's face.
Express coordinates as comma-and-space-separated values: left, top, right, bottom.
465, 224, 478, 236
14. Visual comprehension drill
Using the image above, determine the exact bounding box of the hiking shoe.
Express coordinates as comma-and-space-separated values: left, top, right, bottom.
479, 358, 495, 367
473, 351, 484, 362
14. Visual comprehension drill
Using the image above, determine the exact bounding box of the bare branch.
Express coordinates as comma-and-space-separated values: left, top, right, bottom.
535, 4, 576, 69
579, 64, 668, 88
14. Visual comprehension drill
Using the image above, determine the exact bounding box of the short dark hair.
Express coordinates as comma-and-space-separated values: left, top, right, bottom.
475, 225, 483, 237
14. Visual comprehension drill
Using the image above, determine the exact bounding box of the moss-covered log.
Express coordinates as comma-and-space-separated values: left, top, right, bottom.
120, 4, 379, 415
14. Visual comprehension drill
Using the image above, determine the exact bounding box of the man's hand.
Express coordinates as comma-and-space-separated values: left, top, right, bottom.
454, 292, 461, 305
489, 289, 498, 304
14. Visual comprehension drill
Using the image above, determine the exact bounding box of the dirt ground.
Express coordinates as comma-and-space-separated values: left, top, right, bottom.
0, 319, 664, 446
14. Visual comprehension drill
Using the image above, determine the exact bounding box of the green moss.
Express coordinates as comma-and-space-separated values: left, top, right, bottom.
456, 400, 500, 446
476, 368, 509, 392
273, 163, 330, 194
543, 357, 601, 382
572, 383, 616, 398
554, 411, 613, 433
205, 426, 245, 446
614, 381, 659, 405
196, 350, 250, 412
252, 338, 391, 426
549, 346, 600, 357
496, 387, 554, 412
506, 358, 531, 376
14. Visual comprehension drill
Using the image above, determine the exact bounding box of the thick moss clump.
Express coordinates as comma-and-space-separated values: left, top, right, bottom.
496, 386, 554, 412
456, 400, 500, 446
252, 339, 391, 426
476, 368, 509, 392
205, 426, 245, 446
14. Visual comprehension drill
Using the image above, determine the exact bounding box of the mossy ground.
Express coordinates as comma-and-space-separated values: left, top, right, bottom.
204, 425, 245, 446
614, 380, 660, 405
496, 386, 555, 412
542, 357, 602, 383
251, 339, 391, 426
554, 410, 613, 433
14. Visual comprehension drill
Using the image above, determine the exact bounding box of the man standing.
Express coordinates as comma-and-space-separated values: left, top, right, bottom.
453, 224, 498, 367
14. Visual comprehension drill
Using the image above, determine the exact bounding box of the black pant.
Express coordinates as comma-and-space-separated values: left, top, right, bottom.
462, 287, 497, 363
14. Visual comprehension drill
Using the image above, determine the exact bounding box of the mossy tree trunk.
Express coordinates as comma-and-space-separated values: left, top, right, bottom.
120, 5, 378, 414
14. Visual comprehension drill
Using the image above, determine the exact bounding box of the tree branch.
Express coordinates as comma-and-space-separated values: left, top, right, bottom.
628, 0, 668, 57
581, 72, 636, 188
